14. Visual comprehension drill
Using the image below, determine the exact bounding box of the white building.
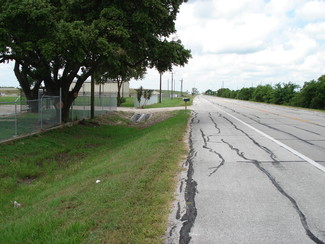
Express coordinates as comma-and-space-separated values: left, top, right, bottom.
71, 80, 130, 97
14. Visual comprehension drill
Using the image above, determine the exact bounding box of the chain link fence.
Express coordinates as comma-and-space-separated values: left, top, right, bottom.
132, 93, 173, 108
1, 90, 117, 142
70, 93, 117, 121
0, 95, 61, 142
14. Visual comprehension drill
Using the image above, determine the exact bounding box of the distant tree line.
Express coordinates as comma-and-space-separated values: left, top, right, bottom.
205, 75, 325, 110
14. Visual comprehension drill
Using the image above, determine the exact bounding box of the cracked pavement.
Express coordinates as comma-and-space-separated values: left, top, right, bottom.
167, 95, 325, 244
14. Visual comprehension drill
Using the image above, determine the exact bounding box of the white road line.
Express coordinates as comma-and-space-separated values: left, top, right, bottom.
208, 99, 325, 173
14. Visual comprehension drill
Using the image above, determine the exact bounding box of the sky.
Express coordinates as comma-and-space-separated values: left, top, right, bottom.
1, 0, 325, 93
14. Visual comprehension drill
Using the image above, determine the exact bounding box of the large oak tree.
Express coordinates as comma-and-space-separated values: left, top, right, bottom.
0, 0, 191, 121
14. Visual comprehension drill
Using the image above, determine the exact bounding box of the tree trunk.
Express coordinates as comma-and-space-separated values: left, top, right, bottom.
159, 72, 162, 103
116, 79, 123, 107
61, 93, 75, 122
14, 62, 41, 112
91, 75, 95, 119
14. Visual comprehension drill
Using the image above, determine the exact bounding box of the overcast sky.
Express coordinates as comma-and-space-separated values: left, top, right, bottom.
1, 0, 325, 93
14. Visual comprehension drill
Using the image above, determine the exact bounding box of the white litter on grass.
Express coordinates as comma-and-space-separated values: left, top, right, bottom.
13, 201, 21, 208
96, 180, 101, 184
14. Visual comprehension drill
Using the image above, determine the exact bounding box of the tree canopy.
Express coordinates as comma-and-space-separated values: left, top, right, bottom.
0, 0, 191, 120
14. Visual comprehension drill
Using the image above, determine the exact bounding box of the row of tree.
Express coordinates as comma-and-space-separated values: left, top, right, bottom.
205, 75, 325, 110
0, 0, 191, 121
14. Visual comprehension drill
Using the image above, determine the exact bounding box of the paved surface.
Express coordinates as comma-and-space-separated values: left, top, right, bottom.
167, 95, 325, 244
117, 106, 187, 113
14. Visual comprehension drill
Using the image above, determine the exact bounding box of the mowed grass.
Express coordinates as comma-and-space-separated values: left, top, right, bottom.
0, 110, 190, 243
120, 97, 135, 107
0, 113, 39, 141
145, 97, 193, 108
120, 96, 194, 108
0, 96, 18, 103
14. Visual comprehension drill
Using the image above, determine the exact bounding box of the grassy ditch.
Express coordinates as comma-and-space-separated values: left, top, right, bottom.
0, 110, 190, 243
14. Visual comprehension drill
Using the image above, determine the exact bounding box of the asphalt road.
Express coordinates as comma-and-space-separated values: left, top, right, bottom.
167, 95, 325, 244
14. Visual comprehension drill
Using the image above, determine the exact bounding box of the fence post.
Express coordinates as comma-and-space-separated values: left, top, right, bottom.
40, 96, 43, 129
71, 102, 74, 121
14, 100, 18, 136
59, 88, 62, 123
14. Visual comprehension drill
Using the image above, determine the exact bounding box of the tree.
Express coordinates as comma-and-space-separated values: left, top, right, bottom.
0, 0, 191, 121
135, 86, 144, 108
273, 82, 299, 105
252, 85, 274, 103
142, 89, 153, 108
192, 87, 199, 95
134, 86, 153, 108
294, 75, 325, 109
216, 88, 231, 98
150, 40, 191, 103
95, 64, 145, 107
236, 87, 255, 100
205, 89, 215, 95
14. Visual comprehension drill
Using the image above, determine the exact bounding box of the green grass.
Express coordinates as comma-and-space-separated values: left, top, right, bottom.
0, 110, 190, 243
73, 96, 116, 107
144, 96, 193, 108
0, 113, 39, 141
0, 96, 19, 103
120, 96, 194, 108
0, 111, 60, 141
120, 97, 134, 107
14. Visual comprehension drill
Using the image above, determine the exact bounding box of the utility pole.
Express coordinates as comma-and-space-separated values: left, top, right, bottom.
171, 72, 174, 99
167, 78, 169, 96
174, 76, 176, 96
181, 78, 183, 97
159, 72, 162, 103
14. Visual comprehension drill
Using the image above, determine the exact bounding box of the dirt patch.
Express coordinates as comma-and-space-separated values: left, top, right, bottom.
84, 143, 100, 148
17, 176, 37, 184
55, 152, 70, 163
78, 119, 100, 127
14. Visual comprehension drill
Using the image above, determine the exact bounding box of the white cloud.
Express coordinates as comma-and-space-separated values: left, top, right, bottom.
211, 0, 265, 18
170, 0, 325, 92
247, 31, 318, 66
304, 21, 325, 40
177, 0, 282, 55
265, 0, 302, 16
296, 0, 325, 21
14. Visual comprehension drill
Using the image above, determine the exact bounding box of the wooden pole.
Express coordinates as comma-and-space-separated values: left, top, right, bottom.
91, 75, 95, 119
159, 72, 162, 103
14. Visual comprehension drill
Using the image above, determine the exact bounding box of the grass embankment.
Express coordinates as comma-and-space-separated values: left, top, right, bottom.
0, 110, 190, 243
